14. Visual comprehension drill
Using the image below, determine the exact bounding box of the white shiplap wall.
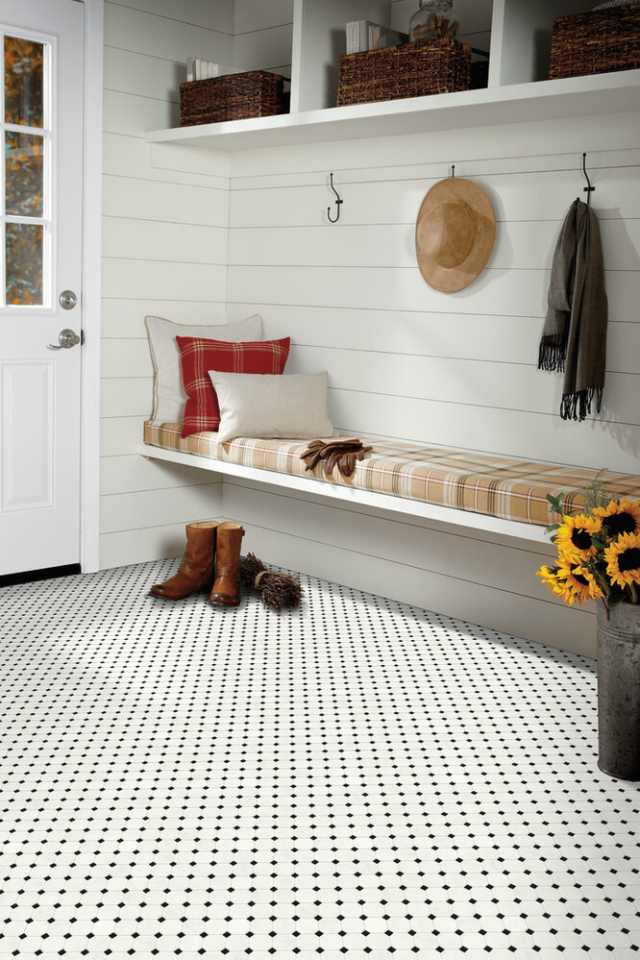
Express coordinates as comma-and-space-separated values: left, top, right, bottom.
99, 2, 640, 657
233, 0, 294, 77
225, 108, 640, 657
100, 0, 234, 568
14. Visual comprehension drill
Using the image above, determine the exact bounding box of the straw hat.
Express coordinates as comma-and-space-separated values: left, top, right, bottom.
415, 177, 496, 293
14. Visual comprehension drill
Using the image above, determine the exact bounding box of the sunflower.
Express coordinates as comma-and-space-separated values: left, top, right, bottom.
537, 563, 601, 605
594, 499, 640, 540
605, 532, 640, 589
556, 562, 603, 605
554, 513, 602, 563
537, 565, 564, 597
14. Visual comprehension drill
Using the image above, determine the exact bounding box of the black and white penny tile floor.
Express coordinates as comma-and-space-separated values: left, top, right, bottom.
1, 559, 639, 958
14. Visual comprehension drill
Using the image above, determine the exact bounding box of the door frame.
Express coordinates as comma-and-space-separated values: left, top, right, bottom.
80, 0, 103, 572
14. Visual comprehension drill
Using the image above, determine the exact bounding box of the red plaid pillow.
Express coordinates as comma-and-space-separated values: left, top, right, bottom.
177, 336, 291, 437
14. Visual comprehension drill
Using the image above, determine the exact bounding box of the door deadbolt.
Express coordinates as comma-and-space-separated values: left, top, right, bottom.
59, 289, 78, 310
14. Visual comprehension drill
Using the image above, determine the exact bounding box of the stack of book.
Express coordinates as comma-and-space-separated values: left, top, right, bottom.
346, 20, 408, 55
186, 58, 220, 82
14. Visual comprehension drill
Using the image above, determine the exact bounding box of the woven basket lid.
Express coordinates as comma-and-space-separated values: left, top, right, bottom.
415, 176, 496, 293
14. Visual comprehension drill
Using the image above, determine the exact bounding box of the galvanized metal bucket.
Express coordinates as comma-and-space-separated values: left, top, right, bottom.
597, 603, 640, 781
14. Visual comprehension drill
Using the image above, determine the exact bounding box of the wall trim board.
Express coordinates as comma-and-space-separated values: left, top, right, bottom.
81, 0, 105, 574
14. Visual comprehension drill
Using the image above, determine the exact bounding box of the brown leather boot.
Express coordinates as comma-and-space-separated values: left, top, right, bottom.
150, 520, 223, 600
209, 522, 245, 607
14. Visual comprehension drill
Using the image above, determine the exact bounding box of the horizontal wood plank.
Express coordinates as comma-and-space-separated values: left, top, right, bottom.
103, 175, 228, 226
104, 133, 229, 187
234, 24, 293, 72
234, 0, 293, 35
104, 89, 177, 138
101, 377, 152, 418
102, 300, 229, 339
228, 219, 640, 271
230, 163, 640, 226
105, 2, 232, 64
100, 520, 215, 569
226, 263, 639, 321
103, 259, 227, 302
288, 345, 638, 425
101, 454, 217, 495
226, 301, 640, 372
101, 417, 148, 457
101, 483, 223, 533
103, 217, 227, 265
327, 388, 640, 473
104, 46, 182, 103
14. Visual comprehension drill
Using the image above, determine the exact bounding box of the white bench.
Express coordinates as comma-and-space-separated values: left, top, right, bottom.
139, 441, 550, 544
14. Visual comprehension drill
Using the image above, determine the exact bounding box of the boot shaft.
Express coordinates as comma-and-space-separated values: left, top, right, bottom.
150, 519, 223, 600
179, 522, 219, 579
210, 522, 245, 607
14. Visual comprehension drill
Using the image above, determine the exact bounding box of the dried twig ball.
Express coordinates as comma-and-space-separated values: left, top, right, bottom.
239, 553, 303, 611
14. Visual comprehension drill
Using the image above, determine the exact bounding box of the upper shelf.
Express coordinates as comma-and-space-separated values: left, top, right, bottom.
146, 69, 640, 153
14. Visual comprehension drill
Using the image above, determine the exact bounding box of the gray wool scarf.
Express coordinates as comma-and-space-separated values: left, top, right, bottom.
538, 198, 608, 422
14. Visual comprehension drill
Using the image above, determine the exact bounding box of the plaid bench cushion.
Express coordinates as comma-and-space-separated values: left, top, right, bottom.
143, 421, 640, 528
144, 421, 226, 460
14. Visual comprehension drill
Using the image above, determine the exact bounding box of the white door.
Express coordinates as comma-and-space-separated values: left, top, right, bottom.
0, 0, 83, 576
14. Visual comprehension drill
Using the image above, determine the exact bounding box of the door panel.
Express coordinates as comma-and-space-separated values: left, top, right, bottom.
1, 360, 53, 511
0, 0, 83, 576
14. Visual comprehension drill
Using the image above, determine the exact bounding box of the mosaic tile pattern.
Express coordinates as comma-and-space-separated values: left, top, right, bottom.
1, 560, 639, 958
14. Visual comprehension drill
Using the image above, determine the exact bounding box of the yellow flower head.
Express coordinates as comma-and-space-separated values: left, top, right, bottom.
537, 565, 564, 597
537, 563, 601, 605
594, 499, 640, 541
556, 562, 602, 605
555, 513, 602, 563
605, 532, 640, 589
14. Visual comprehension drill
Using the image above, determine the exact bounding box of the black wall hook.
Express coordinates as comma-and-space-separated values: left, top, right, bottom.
582, 152, 595, 206
327, 172, 343, 223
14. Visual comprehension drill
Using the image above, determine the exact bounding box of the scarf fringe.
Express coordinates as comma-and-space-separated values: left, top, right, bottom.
560, 387, 603, 422
538, 336, 566, 373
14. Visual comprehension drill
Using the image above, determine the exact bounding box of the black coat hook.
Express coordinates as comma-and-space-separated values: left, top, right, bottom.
581, 152, 595, 206
327, 172, 343, 224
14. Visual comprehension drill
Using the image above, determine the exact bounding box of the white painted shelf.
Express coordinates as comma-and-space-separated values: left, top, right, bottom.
146, 70, 640, 152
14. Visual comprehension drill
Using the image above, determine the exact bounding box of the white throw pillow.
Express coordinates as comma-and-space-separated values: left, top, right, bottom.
209, 371, 334, 442
145, 314, 263, 423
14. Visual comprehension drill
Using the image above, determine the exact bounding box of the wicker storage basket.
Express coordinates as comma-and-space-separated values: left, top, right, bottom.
337, 38, 471, 107
180, 70, 287, 126
549, 4, 640, 80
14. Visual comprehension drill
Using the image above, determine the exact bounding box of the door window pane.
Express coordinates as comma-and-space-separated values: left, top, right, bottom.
5, 222, 43, 305
1, 29, 50, 309
4, 36, 44, 128
5, 131, 43, 216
